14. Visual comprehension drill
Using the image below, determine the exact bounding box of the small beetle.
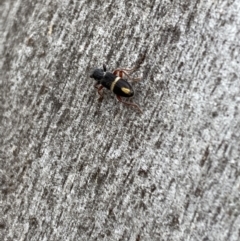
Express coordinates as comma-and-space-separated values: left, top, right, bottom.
90, 64, 142, 113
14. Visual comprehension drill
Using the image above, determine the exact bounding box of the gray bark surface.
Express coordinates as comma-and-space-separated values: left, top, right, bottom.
1, 0, 240, 240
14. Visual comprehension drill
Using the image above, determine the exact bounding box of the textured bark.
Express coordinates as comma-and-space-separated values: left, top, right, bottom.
1, 0, 240, 240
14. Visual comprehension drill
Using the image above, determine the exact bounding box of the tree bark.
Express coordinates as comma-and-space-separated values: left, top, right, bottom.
1, 0, 240, 240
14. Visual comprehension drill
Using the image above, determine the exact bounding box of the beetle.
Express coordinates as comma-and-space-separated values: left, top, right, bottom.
90, 64, 143, 113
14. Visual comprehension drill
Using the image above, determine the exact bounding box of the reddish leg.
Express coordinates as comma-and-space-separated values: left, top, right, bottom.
113, 68, 141, 82
116, 95, 143, 113
113, 67, 135, 76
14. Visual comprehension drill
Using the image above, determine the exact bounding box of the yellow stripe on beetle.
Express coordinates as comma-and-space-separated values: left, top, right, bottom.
121, 87, 131, 94
110, 77, 120, 92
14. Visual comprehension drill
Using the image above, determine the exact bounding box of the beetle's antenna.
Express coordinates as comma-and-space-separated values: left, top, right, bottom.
103, 64, 107, 72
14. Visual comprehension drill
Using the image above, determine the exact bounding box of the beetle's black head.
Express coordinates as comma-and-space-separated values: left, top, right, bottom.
90, 68, 105, 81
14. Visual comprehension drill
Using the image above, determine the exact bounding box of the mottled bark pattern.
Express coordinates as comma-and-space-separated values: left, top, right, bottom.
1, 0, 240, 240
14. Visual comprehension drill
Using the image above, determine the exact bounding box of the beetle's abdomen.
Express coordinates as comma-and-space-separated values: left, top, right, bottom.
100, 72, 134, 97
111, 79, 134, 97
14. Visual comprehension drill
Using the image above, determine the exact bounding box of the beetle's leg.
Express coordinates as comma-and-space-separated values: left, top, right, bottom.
116, 95, 143, 113
113, 68, 141, 82
114, 67, 136, 75
94, 82, 98, 89
94, 83, 104, 100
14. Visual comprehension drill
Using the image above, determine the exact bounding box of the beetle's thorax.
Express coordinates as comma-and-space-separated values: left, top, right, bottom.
100, 72, 116, 90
